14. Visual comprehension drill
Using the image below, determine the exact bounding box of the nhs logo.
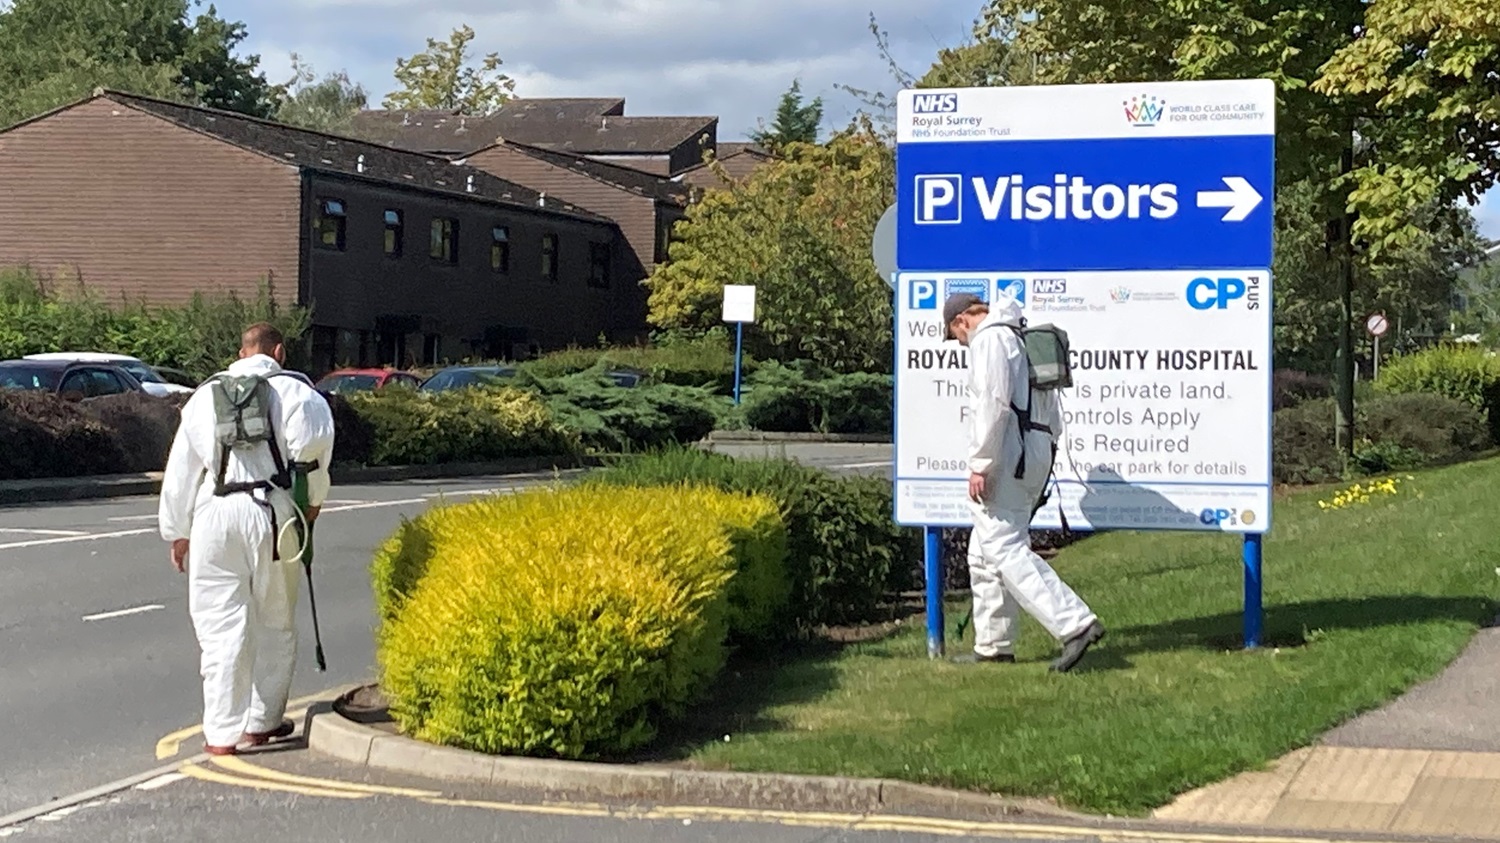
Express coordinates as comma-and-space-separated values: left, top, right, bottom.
914, 174, 962, 225
908, 279, 939, 310
1033, 278, 1067, 294
911, 93, 959, 114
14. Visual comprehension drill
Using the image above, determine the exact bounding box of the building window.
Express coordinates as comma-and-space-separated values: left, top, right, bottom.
383, 209, 403, 257
314, 198, 346, 251
541, 233, 558, 281
588, 242, 611, 288
430, 217, 458, 264
490, 226, 510, 273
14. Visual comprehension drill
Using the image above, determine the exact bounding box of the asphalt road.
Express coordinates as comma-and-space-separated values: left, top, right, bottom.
0, 444, 892, 827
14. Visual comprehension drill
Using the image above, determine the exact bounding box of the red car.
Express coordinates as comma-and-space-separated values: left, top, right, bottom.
314, 367, 422, 395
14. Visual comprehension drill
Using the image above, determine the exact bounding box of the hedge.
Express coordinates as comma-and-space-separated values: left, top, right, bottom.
342, 386, 577, 466
516, 332, 752, 394
740, 362, 893, 435
1272, 392, 1492, 485
512, 367, 724, 453
373, 484, 787, 758
587, 448, 922, 628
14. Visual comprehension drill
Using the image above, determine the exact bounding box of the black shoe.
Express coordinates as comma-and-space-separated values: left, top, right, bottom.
952, 652, 1016, 664
1050, 621, 1105, 673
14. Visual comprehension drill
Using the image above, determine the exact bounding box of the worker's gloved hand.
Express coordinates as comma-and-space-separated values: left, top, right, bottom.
170, 538, 190, 573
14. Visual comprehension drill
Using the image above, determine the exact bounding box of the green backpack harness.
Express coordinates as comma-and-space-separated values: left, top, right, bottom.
199, 369, 320, 555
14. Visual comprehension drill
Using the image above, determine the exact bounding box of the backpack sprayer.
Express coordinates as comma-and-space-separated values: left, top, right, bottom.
205, 369, 328, 672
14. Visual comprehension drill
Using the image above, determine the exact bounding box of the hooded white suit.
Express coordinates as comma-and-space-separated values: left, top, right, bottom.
158, 354, 335, 748
964, 293, 1096, 658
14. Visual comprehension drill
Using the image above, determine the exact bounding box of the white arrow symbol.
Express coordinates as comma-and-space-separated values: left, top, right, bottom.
1196, 176, 1263, 222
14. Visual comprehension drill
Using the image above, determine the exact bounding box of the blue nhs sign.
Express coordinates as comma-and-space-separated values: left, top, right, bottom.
896, 81, 1276, 273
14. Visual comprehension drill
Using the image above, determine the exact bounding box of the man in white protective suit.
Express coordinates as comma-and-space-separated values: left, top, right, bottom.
159, 322, 335, 755
943, 291, 1105, 673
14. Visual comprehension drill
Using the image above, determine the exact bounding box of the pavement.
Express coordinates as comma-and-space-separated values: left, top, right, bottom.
1153, 623, 1500, 839
3, 441, 1499, 842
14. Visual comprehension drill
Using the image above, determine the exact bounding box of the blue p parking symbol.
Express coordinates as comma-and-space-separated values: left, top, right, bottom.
914, 175, 962, 224
909, 279, 938, 310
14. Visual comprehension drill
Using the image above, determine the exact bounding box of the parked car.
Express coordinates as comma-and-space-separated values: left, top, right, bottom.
0, 359, 147, 399
604, 369, 644, 388
315, 367, 422, 395
152, 366, 199, 389
419, 365, 516, 392
23, 352, 193, 397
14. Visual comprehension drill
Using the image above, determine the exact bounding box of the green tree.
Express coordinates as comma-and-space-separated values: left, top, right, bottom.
947, 0, 1500, 457
0, 0, 276, 127
750, 79, 824, 150
274, 54, 368, 133
646, 122, 895, 373
382, 24, 515, 115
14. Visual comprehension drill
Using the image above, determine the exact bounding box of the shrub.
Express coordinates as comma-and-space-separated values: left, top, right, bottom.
518, 332, 752, 394
0, 392, 124, 479
375, 484, 787, 758
78, 392, 188, 473
0, 265, 310, 381
1375, 344, 1500, 413
343, 386, 577, 466
320, 392, 374, 466
1272, 393, 1491, 485
1357, 392, 1490, 470
742, 362, 893, 434
1272, 369, 1332, 410
589, 448, 922, 627
515, 367, 724, 453
1272, 398, 1344, 486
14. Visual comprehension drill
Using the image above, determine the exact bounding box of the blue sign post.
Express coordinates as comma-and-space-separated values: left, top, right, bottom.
893, 80, 1277, 656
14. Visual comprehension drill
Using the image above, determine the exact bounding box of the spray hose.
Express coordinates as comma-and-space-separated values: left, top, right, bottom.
285, 462, 327, 671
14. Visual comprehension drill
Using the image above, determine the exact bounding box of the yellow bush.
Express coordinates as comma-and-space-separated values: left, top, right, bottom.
375, 484, 786, 758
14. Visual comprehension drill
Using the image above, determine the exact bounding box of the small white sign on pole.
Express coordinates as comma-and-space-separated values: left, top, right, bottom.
1366, 313, 1389, 337
722, 285, 757, 323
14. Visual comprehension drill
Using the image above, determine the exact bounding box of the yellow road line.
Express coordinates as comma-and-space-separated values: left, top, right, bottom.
178, 763, 366, 800
210, 755, 444, 798
176, 745, 1408, 843
154, 687, 348, 759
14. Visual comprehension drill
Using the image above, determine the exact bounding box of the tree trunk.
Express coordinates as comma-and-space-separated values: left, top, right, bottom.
1333, 131, 1356, 459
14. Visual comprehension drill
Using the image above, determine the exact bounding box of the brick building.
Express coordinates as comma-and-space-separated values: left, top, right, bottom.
0, 90, 646, 375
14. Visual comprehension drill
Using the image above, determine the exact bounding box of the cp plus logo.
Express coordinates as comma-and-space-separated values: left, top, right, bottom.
1187, 275, 1264, 310
913, 175, 962, 225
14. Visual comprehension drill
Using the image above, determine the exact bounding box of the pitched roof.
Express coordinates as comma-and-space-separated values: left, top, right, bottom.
463, 138, 691, 206
676, 141, 776, 175
345, 98, 628, 154
344, 103, 717, 157
91, 90, 609, 223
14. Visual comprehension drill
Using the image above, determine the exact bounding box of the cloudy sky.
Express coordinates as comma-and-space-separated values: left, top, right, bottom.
215, 0, 1498, 240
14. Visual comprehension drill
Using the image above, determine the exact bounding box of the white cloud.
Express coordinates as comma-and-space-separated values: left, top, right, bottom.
218, 0, 979, 139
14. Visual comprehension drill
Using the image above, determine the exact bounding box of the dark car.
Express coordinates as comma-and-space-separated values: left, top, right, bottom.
419, 365, 517, 393
0, 359, 146, 399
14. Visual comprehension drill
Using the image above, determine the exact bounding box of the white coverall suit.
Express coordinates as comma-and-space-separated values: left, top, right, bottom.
965, 296, 1097, 658
158, 354, 335, 748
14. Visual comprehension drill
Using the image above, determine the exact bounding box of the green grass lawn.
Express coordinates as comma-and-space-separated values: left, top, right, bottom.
669, 459, 1500, 816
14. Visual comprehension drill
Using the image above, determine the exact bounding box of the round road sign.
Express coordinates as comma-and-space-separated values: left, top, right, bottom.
1366, 313, 1389, 337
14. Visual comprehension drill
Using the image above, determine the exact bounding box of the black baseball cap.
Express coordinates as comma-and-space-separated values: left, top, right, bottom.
943, 293, 985, 340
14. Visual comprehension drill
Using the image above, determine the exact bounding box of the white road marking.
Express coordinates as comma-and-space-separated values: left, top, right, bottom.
320, 498, 427, 513
133, 772, 186, 791
82, 604, 165, 622
0, 528, 153, 551
421, 486, 518, 499
829, 461, 893, 469
0, 527, 87, 536
107, 514, 160, 523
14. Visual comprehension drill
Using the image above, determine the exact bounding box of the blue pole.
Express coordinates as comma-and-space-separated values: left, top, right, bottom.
733, 321, 744, 405
1243, 532, 1263, 649
925, 526, 944, 658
